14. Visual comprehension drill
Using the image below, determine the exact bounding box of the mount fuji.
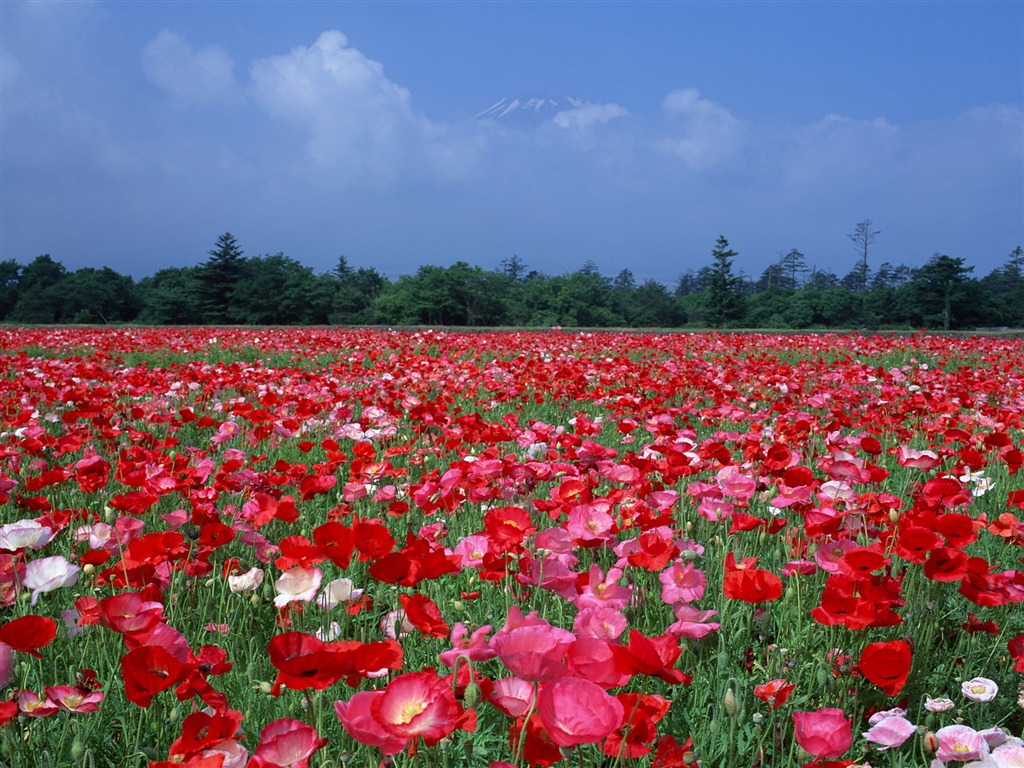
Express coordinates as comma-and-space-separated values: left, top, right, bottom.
474, 93, 593, 129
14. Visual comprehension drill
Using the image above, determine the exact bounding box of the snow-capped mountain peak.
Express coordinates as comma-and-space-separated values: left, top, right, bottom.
475, 93, 591, 128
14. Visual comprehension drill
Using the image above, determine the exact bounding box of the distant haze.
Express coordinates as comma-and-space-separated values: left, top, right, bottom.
1, 1, 1021, 285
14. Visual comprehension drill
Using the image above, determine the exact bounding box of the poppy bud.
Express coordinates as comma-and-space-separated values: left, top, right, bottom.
923, 731, 938, 753
724, 688, 738, 718
70, 739, 86, 762
463, 681, 481, 708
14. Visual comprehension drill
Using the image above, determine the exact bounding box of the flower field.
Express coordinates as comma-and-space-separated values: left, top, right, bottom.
1, 327, 1023, 768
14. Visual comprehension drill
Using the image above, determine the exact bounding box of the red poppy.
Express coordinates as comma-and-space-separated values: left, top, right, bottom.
121, 644, 189, 707
0, 615, 56, 658
267, 632, 345, 695
603, 692, 671, 758
858, 640, 911, 696
753, 678, 795, 710
398, 592, 450, 638
923, 546, 969, 582
723, 553, 783, 603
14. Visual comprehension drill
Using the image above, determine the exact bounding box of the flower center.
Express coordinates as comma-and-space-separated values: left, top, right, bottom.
398, 700, 427, 724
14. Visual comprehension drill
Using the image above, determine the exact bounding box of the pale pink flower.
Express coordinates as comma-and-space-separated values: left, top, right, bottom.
453, 535, 491, 568
438, 622, 495, 667
0, 643, 13, 689
381, 608, 415, 640
228, 567, 264, 594
203, 740, 248, 768
316, 577, 363, 611
925, 696, 955, 712
935, 724, 989, 762
250, 718, 326, 768
814, 539, 857, 574
962, 677, 999, 703
965, 744, 1024, 768
862, 714, 916, 750
17, 689, 58, 717
566, 504, 615, 545
272, 566, 321, 608
896, 445, 941, 470
573, 565, 632, 611
23, 555, 79, 605
45, 685, 104, 713
0, 519, 52, 551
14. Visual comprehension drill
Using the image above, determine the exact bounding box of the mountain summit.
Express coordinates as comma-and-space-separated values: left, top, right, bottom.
475, 93, 591, 129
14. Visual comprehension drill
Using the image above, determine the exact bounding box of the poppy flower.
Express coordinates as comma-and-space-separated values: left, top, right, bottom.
492, 616, 573, 681
370, 669, 460, 745
22, 555, 80, 605
398, 593, 449, 638
121, 644, 189, 707
792, 708, 853, 759
334, 691, 409, 755
536, 676, 624, 747
723, 553, 783, 603
753, 679, 795, 710
858, 640, 912, 696
0, 615, 57, 658
250, 718, 326, 768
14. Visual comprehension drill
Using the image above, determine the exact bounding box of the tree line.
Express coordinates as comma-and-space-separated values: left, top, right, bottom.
2, 230, 1023, 331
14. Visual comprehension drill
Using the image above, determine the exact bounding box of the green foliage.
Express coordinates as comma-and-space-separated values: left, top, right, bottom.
705, 236, 745, 328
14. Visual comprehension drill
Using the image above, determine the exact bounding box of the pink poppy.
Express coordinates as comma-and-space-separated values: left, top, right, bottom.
438, 622, 496, 668
537, 676, 624, 747
23, 555, 79, 605
573, 606, 627, 641
45, 685, 104, 713
334, 691, 409, 755
792, 708, 853, 759
273, 566, 322, 608
862, 714, 915, 750
371, 670, 460, 745
934, 724, 989, 763
490, 676, 536, 718
492, 615, 573, 681
250, 718, 326, 768
659, 560, 707, 604
665, 603, 720, 639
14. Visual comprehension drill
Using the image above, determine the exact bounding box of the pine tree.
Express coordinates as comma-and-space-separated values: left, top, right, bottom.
706, 236, 744, 327
198, 232, 245, 324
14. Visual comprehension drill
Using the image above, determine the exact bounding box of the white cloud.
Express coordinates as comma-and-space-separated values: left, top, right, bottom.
552, 102, 628, 130
142, 30, 238, 104
658, 88, 745, 171
248, 30, 480, 183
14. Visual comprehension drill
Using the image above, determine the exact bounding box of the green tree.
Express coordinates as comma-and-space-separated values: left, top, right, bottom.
231, 254, 332, 324
902, 253, 982, 330
331, 266, 387, 325
847, 219, 880, 292
198, 232, 245, 324
779, 248, 808, 290
10, 254, 67, 323
62, 267, 140, 323
0, 260, 21, 321
137, 267, 204, 325
705, 236, 744, 327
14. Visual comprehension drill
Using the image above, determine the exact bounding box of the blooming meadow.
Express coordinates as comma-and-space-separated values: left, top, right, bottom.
1, 327, 1023, 768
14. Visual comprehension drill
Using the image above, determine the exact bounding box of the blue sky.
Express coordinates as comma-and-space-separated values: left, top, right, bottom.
2, 1, 1022, 286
